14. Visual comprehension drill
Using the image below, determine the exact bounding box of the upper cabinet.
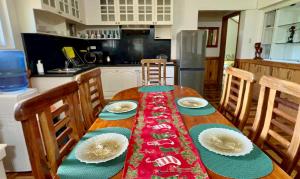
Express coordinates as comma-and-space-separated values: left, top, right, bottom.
41, 0, 83, 22
155, 0, 172, 25
87, 0, 173, 25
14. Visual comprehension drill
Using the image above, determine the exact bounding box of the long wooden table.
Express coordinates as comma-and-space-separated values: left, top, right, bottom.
89, 86, 291, 179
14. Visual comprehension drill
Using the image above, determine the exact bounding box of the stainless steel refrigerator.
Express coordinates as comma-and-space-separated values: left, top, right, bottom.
177, 30, 207, 94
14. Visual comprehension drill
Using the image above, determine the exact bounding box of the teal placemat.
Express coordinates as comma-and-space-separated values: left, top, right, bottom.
57, 127, 131, 179
138, 85, 174, 92
99, 100, 138, 120
189, 124, 273, 179
176, 99, 216, 116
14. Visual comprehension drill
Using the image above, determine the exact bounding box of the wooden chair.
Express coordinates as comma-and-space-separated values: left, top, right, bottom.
251, 76, 300, 175
219, 67, 255, 130
75, 68, 106, 129
141, 59, 167, 86
14, 81, 85, 179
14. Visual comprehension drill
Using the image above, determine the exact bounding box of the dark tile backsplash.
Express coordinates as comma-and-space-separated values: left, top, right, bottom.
22, 27, 171, 74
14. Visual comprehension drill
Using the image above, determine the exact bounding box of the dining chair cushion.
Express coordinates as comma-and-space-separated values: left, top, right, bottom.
98, 100, 138, 120
138, 85, 174, 93
189, 124, 273, 179
176, 100, 216, 116
57, 127, 130, 179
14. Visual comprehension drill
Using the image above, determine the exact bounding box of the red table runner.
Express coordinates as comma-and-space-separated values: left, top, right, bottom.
122, 92, 209, 179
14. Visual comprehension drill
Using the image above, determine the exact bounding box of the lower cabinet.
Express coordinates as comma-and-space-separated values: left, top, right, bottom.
31, 66, 175, 99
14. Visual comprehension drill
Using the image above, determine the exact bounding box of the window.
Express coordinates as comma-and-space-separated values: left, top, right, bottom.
0, 0, 15, 49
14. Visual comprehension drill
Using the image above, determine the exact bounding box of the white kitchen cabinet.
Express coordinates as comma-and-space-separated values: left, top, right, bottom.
154, 25, 171, 39
41, 0, 58, 13
118, 0, 135, 24
154, 0, 173, 25
136, 0, 155, 25
99, 0, 119, 25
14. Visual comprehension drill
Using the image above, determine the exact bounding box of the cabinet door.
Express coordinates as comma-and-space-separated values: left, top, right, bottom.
118, 0, 135, 24
136, 0, 154, 25
100, 0, 118, 25
101, 68, 139, 99
41, 0, 57, 13
58, 0, 71, 15
154, 0, 172, 25
70, 0, 80, 19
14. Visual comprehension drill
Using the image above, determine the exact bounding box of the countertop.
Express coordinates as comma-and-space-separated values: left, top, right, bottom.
31, 62, 176, 77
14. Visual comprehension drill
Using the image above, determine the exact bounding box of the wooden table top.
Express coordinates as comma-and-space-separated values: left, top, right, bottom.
89, 86, 291, 179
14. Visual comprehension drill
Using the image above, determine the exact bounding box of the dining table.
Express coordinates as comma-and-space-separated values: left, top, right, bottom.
88, 85, 291, 179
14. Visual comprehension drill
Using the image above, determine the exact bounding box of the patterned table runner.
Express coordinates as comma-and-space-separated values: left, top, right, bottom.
122, 92, 209, 179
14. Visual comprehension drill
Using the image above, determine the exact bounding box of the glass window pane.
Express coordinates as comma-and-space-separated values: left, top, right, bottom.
76, 10, 79, 18
165, 0, 170, 5
71, 0, 75, 6
157, 7, 163, 13
43, 0, 49, 5
128, 0, 133, 4
109, 15, 115, 21
128, 14, 134, 21
64, 0, 68, 3
100, 0, 106, 4
139, 0, 144, 4
139, 6, 144, 13
65, 5, 69, 13
165, 15, 170, 21
59, 2, 64, 11
139, 15, 145, 21
157, 0, 163, 5
157, 15, 163, 21
72, 9, 76, 16
75, 1, 78, 9
165, 7, 170, 13
120, 0, 125, 4
102, 15, 108, 21
120, 6, 126, 13
108, 0, 114, 5
127, 6, 133, 13
120, 14, 126, 21
108, 6, 114, 13
101, 6, 107, 13
146, 0, 151, 5
50, 0, 55, 7
146, 14, 152, 21
146, 6, 151, 13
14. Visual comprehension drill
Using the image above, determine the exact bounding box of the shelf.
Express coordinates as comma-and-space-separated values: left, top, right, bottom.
278, 22, 300, 27
34, 32, 120, 40
275, 41, 300, 44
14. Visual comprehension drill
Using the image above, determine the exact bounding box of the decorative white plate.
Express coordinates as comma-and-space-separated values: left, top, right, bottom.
198, 128, 253, 156
106, 101, 137, 113
177, 97, 208, 108
75, 133, 129, 164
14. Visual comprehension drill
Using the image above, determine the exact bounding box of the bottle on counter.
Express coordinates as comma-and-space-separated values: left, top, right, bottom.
106, 56, 111, 64
36, 60, 44, 74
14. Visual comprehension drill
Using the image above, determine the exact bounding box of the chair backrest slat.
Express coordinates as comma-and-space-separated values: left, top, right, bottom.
252, 76, 300, 174
141, 59, 167, 86
14, 81, 84, 179
219, 67, 255, 130
75, 68, 106, 129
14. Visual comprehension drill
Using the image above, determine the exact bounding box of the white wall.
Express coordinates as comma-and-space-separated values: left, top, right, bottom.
171, 0, 258, 59
236, 10, 264, 59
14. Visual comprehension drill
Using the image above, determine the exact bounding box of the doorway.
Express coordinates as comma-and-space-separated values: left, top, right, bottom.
219, 12, 241, 88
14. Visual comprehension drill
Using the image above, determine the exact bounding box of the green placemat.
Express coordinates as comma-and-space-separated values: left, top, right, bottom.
138, 85, 174, 92
99, 100, 138, 120
176, 99, 216, 116
57, 127, 131, 179
189, 124, 273, 179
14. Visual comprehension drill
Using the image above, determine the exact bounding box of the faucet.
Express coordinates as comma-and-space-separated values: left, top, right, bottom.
65, 60, 70, 69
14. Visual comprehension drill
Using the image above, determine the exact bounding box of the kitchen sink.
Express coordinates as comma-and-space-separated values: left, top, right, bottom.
47, 68, 82, 73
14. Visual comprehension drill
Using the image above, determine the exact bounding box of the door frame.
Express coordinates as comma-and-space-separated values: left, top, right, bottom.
218, 11, 241, 88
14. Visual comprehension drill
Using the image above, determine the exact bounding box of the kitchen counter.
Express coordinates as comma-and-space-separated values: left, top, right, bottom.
31, 62, 176, 77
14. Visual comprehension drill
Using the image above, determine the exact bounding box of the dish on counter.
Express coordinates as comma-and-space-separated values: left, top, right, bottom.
75, 133, 128, 163
177, 97, 208, 108
106, 101, 137, 113
198, 128, 253, 156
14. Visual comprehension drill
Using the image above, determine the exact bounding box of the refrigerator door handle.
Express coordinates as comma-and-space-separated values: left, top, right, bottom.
179, 67, 205, 71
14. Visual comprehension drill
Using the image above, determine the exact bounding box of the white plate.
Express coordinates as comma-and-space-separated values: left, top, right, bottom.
75, 133, 129, 164
106, 101, 137, 113
177, 97, 208, 108
198, 128, 253, 156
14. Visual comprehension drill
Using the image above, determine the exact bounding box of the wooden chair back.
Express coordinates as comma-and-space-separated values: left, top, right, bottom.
219, 67, 255, 130
14, 81, 85, 179
252, 76, 300, 174
75, 68, 105, 129
141, 59, 167, 86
